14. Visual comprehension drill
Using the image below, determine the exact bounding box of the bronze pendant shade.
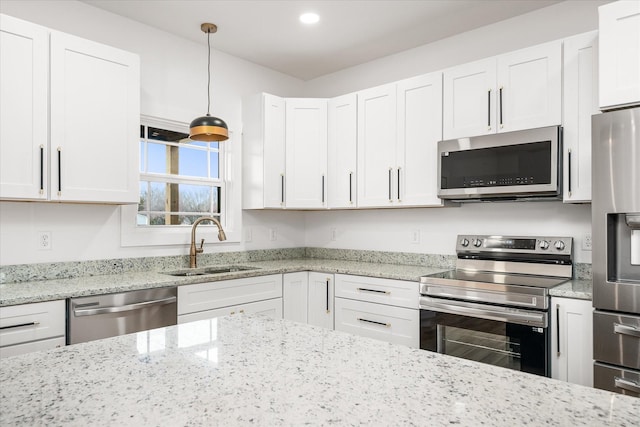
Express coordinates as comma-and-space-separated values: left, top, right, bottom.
190, 23, 229, 142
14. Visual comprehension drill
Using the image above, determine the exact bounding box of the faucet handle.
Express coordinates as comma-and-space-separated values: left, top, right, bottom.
196, 238, 205, 254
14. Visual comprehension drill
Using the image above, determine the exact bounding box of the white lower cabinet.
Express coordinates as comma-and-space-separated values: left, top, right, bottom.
334, 274, 419, 348
551, 296, 593, 387
177, 274, 283, 323
283, 272, 334, 330
0, 300, 66, 358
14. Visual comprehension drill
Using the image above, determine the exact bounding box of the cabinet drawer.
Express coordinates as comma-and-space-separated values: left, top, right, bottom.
178, 274, 283, 315
0, 336, 66, 358
0, 300, 65, 348
335, 298, 419, 348
178, 298, 283, 324
335, 274, 419, 309
594, 311, 640, 370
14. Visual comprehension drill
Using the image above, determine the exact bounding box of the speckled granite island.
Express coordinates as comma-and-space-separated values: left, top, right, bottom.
1, 314, 635, 426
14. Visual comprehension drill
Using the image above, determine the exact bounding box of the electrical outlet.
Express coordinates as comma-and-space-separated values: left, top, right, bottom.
582, 234, 592, 251
331, 228, 337, 241
269, 228, 277, 241
411, 229, 420, 244
38, 231, 52, 250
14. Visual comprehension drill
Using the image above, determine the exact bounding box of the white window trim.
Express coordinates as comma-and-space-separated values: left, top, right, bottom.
120, 115, 241, 247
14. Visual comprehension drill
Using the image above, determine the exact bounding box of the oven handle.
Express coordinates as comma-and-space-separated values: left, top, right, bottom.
419, 297, 547, 328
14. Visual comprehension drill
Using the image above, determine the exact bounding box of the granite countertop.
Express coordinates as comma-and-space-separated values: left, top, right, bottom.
0, 259, 449, 307
1, 314, 636, 426
549, 279, 593, 300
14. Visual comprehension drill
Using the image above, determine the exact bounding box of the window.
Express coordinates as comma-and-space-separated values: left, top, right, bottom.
138, 123, 223, 226
120, 115, 241, 247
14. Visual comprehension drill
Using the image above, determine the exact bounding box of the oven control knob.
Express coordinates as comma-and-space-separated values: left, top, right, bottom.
473, 239, 483, 247
539, 240, 550, 250
460, 238, 469, 247
554, 240, 565, 251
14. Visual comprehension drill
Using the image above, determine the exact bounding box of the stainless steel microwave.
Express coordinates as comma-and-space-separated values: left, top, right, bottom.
437, 126, 562, 201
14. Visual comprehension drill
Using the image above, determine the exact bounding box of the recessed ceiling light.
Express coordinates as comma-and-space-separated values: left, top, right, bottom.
299, 12, 320, 25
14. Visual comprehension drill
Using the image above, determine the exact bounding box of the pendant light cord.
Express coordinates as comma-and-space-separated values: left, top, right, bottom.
207, 29, 211, 116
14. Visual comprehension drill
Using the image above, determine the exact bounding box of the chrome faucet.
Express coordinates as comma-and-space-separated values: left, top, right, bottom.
189, 216, 227, 268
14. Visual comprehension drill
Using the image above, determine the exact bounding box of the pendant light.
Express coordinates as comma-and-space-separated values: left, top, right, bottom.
189, 23, 228, 142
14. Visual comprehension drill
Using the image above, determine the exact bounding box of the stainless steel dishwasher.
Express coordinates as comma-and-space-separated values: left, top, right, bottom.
67, 287, 177, 345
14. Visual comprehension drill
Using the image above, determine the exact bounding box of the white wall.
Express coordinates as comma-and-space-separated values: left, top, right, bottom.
0, 0, 602, 266
305, 203, 592, 264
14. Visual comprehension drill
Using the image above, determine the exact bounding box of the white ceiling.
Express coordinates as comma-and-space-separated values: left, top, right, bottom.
84, 0, 563, 81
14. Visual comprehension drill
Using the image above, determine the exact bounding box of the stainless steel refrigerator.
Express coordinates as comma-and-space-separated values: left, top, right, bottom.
592, 106, 640, 397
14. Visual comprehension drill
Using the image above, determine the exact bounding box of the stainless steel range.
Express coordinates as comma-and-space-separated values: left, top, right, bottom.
420, 235, 573, 377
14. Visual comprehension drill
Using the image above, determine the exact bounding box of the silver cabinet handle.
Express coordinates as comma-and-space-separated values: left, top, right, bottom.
388, 168, 393, 202
280, 174, 285, 205
57, 147, 62, 196
73, 296, 176, 316
0, 321, 40, 330
397, 167, 401, 202
556, 304, 561, 356
358, 318, 390, 327
614, 323, 640, 338
499, 86, 504, 128
487, 89, 492, 130
321, 175, 325, 204
357, 287, 390, 295
39, 145, 45, 194
614, 377, 640, 394
326, 278, 330, 313
567, 149, 572, 196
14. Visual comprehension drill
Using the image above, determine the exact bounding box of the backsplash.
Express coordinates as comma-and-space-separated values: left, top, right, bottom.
0, 247, 591, 284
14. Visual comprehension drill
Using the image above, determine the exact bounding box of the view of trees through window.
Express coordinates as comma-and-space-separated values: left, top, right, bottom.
138, 124, 222, 226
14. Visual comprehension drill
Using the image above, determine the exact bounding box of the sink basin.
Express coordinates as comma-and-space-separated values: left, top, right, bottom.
163, 265, 258, 277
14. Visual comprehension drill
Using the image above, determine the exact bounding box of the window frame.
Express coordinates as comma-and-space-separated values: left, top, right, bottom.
121, 115, 241, 247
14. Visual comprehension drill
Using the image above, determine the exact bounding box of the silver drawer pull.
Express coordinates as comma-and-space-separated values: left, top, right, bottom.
614, 377, 640, 394
73, 296, 176, 316
357, 318, 390, 328
0, 321, 40, 330
614, 323, 640, 338
356, 288, 390, 295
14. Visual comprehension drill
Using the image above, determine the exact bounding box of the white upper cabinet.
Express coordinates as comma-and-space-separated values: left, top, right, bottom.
443, 58, 496, 140
357, 84, 397, 208
328, 93, 357, 209
50, 32, 139, 203
599, 0, 640, 110
396, 73, 444, 207
242, 93, 286, 209
0, 15, 49, 200
285, 98, 328, 209
443, 41, 561, 140
563, 31, 599, 203
0, 14, 140, 204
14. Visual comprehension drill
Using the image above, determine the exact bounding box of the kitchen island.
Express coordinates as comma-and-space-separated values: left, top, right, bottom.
1, 315, 636, 426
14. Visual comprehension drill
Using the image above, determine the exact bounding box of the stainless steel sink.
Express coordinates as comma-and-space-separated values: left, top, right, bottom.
163, 265, 258, 277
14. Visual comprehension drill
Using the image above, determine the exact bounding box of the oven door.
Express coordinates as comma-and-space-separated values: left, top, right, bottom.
420, 296, 549, 376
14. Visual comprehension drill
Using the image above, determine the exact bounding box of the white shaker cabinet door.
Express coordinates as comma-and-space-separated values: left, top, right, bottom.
50, 31, 139, 203
396, 72, 443, 207
308, 272, 334, 330
283, 271, 309, 323
563, 31, 598, 203
328, 93, 357, 208
263, 94, 287, 208
285, 98, 328, 208
443, 58, 496, 140
497, 40, 562, 133
357, 84, 397, 207
599, 0, 640, 110
0, 14, 49, 200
